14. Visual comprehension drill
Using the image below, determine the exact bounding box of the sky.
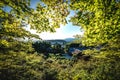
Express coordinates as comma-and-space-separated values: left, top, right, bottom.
29, 0, 83, 40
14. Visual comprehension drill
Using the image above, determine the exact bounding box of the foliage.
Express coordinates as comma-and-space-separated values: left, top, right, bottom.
32, 41, 51, 53
69, 3, 120, 79
1, 0, 120, 80
30, 0, 69, 32
32, 41, 64, 55
0, 40, 34, 53
83, 49, 100, 56
0, 0, 39, 49
0, 50, 120, 80
52, 43, 64, 54
57, 57, 120, 80
0, 0, 69, 52
70, 0, 120, 51
73, 34, 83, 43
0, 52, 71, 80
0, 52, 45, 80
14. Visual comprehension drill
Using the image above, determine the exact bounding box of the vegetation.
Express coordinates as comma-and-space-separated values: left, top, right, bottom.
0, 0, 69, 51
70, 0, 120, 50
32, 41, 64, 54
0, 0, 120, 80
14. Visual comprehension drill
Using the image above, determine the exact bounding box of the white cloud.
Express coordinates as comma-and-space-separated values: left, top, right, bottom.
26, 24, 84, 40
39, 27, 83, 40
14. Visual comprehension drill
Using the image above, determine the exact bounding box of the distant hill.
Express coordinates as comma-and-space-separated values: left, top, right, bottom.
64, 38, 75, 42
34, 38, 75, 43
45, 39, 66, 43
44, 38, 75, 42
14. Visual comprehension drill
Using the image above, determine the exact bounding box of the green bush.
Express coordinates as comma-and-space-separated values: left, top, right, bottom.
0, 50, 120, 80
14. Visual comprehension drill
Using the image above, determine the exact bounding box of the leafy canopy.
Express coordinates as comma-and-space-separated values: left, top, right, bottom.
70, 0, 120, 50
0, 0, 69, 50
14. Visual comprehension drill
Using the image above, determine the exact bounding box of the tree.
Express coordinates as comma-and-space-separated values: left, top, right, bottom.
52, 43, 63, 54
29, 0, 69, 32
32, 41, 51, 53
0, 0, 69, 52
70, 0, 120, 53
69, 2, 120, 79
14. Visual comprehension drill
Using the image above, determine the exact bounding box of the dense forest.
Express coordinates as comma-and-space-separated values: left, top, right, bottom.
0, 0, 120, 80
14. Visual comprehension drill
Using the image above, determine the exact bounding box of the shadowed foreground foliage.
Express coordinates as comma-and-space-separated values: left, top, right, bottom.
0, 50, 120, 80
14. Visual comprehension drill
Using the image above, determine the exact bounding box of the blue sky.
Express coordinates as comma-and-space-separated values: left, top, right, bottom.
30, 0, 83, 40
